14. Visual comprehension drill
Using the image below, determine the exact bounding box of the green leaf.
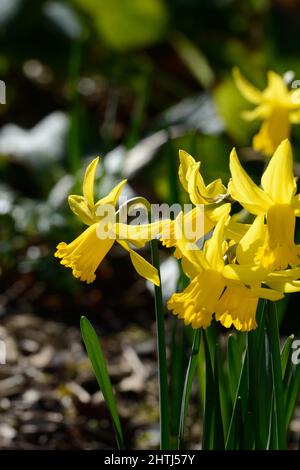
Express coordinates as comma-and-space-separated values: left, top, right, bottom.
281, 335, 294, 379
80, 316, 124, 449
202, 330, 225, 450
227, 333, 243, 404
266, 302, 286, 450
213, 77, 258, 144
171, 33, 214, 89
73, 0, 168, 50
247, 302, 273, 449
226, 348, 249, 450
285, 363, 300, 429
178, 329, 200, 449
202, 330, 216, 450
213, 344, 225, 449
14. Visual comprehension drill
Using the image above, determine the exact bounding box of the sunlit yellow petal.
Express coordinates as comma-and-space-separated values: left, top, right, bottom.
117, 240, 159, 286
265, 267, 300, 283
249, 286, 283, 301
68, 195, 96, 226
82, 157, 100, 208
223, 263, 268, 286
205, 179, 227, 198
224, 219, 250, 242
261, 139, 296, 204
113, 220, 167, 248
178, 149, 195, 193
228, 148, 272, 214
95, 179, 127, 210
236, 215, 265, 264
233, 67, 263, 104
242, 104, 269, 121
187, 162, 208, 204
264, 71, 288, 101
204, 216, 226, 271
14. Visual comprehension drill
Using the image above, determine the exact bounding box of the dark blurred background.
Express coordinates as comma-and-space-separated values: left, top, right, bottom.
1, 0, 300, 450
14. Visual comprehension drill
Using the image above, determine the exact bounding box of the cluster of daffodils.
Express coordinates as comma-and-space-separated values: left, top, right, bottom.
166, 139, 300, 331
55, 138, 300, 333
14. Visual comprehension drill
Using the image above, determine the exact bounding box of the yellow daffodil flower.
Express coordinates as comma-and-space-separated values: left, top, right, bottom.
178, 150, 227, 204
167, 215, 282, 331
160, 150, 231, 248
228, 139, 300, 270
233, 68, 300, 156
55, 157, 160, 285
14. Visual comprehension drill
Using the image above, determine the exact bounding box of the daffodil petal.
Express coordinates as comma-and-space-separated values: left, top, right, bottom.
178, 149, 196, 193
265, 71, 288, 100
205, 179, 227, 198
228, 148, 272, 214
113, 220, 167, 247
204, 216, 227, 271
117, 240, 160, 286
249, 286, 283, 301
266, 280, 299, 293
236, 215, 265, 264
68, 195, 96, 225
223, 263, 268, 285
261, 139, 296, 203
224, 219, 251, 242
242, 104, 269, 121
95, 179, 127, 210
265, 267, 300, 283
233, 67, 263, 104
173, 213, 210, 272
83, 157, 100, 208
187, 162, 207, 204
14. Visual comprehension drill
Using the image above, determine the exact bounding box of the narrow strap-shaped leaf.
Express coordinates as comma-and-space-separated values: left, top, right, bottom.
202, 330, 216, 450
178, 329, 201, 449
248, 302, 272, 449
213, 343, 225, 449
80, 316, 124, 449
285, 363, 300, 429
266, 301, 286, 450
226, 349, 249, 449
170, 319, 187, 448
227, 334, 243, 405
281, 335, 294, 379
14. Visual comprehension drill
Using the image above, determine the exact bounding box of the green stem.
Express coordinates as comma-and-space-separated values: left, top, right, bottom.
266, 300, 286, 450
178, 328, 200, 449
150, 238, 170, 450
